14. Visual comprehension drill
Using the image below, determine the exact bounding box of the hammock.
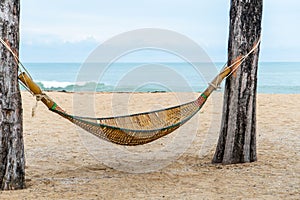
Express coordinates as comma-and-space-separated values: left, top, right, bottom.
17, 59, 241, 146
1, 37, 260, 146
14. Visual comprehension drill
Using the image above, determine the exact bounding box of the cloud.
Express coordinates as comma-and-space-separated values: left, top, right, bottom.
20, 36, 98, 62
19, 0, 300, 62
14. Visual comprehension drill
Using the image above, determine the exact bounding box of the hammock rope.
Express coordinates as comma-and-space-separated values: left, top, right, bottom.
0, 37, 261, 146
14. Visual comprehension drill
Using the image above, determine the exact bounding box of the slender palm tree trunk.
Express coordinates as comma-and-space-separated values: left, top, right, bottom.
213, 0, 263, 164
0, 0, 25, 189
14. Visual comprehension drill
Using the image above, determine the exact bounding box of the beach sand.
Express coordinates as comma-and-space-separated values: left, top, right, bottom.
0, 91, 299, 199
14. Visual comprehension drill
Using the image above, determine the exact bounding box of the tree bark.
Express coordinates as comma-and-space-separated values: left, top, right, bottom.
0, 0, 25, 189
212, 0, 263, 164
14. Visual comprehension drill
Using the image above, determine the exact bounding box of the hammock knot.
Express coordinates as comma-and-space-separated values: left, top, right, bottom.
34, 93, 51, 104
209, 82, 221, 90
35, 94, 43, 101
32, 93, 51, 117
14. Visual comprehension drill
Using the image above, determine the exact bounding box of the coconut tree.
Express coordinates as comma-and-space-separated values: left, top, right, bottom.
0, 0, 25, 189
213, 0, 263, 164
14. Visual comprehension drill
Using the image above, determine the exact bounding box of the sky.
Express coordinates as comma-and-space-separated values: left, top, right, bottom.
19, 0, 300, 63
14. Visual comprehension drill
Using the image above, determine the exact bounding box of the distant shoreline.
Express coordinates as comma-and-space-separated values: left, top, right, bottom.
18, 62, 300, 94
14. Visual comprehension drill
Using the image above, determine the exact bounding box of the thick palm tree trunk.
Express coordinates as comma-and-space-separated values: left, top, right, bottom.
212, 0, 263, 164
0, 0, 25, 189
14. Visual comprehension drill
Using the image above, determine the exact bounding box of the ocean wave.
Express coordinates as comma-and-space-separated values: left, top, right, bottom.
36, 81, 114, 92
19, 81, 300, 94
20, 80, 300, 94
20, 80, 204, 92
37, 81, 78, 89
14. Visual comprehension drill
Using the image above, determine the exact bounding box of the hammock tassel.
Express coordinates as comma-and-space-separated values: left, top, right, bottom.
18, 72, 64, 113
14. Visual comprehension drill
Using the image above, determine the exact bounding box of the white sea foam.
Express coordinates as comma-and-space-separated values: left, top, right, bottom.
39, 81, 75, 88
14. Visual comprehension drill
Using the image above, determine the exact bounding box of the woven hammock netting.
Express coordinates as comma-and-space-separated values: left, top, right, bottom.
51, 96, 204, 145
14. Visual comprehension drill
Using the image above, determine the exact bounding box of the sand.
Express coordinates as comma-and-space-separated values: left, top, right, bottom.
0, 91, 299, 199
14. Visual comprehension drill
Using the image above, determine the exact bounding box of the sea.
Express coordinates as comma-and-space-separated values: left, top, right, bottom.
20, 62, 300, 94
